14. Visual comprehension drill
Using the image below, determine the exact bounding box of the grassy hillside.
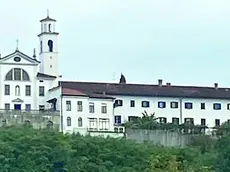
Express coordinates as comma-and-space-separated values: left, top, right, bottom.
0, 126, 225, 172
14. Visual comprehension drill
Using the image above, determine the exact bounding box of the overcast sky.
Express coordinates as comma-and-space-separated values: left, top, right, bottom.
0, 0, 230, 87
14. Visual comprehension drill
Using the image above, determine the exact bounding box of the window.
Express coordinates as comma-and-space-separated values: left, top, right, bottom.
184, 118, 194, 124
170, 102, 178, 109
201, 118, 206, 126
77, 101, 83, 112
39, 86, 45, 96
89, 118, 97, 130
99, 118, 109, 130
128, 116, 138, 122
89, 102, 94, 113
39, 105, 45, 111
67, 117, 71, 126
78, 117, 82, 127
47, 121, 53, 129
215, 119, 220, 126
5, 68, 30, 81
115, 100, 123, 107
201, 103, 205, 110
22, 70, 29, 81
48, 40, 53, 52
185, 102, 193, 109
15, 85, 20, 96
25, 104, 31, 111
2, 119, 6, 126
4, 85, 10, 95
172, 117, 179, 125
130, 100, 135, 107
142, 101, 150, 108
114, 116, 121, 124
40, 41, 42, 53
213, 103, 221, 110
5, 70, 12, 80
227, 103, 230, 110
14, 68, 21, 80
25, 85, 31, 96
48, 24, 52, 32
5, 103, 10, 110
101, 103, 107, 113
66, 101, 71, 111
158, 101, 166, 108
160, 117, 167, 123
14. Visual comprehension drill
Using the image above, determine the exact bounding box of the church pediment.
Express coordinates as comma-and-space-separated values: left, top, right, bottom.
0, 50, 40, 66
12, 98, 24, 103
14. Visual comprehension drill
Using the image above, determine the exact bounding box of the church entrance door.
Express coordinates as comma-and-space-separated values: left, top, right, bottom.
14, 104, 21, 110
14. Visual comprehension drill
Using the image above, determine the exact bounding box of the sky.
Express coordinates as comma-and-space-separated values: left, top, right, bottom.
0, 0, 230, 87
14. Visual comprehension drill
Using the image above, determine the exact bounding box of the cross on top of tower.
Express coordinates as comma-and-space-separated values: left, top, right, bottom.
16, 39, 19, 51
47, 9, 49, 17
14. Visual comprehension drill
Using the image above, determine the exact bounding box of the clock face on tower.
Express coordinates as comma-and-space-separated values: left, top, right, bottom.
14, 57, 21, 62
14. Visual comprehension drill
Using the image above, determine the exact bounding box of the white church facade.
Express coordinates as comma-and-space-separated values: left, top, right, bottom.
2, 13, 230, 135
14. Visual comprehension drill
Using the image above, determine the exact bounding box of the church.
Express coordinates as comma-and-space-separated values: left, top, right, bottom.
0, 14, 59, 112
2, 13, 230, 135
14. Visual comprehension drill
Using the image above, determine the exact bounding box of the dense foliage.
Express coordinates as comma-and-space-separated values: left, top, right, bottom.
124, 111, 207, 134
0, 125, 229, 171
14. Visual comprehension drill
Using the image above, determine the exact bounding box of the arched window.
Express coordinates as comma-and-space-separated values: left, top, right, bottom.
48, 40, 53, 52
15, 85, 20, 96
48, 24, 52, 32
24, 120, 31, 127
47, 121, 53, 129
67, 117, 71, 126
78, 117, 82, 127
5, 68, 30, 81
2, 119, 6, 127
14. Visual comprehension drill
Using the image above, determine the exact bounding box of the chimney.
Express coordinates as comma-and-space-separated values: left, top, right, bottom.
158, 79, 163, 87
166, 82, 171, 86
214, 83, 218, 89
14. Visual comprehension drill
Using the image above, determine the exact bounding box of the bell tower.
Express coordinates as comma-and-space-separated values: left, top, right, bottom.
38, 11, 59, 77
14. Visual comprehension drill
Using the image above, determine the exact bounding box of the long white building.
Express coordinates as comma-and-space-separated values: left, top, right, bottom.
2, 13, 230, 134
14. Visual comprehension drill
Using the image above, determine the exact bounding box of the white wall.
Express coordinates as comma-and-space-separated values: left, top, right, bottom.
62, 96, 114, 133
37, 78, 59, 109
111, 95, 230, 128
0, 63, 38, 110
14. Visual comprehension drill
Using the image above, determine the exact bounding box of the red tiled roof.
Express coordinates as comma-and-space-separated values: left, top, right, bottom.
59, 81, 230, 100
62, 88, 87, 96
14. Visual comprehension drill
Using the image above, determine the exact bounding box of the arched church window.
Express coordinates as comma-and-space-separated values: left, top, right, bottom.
22, 70, 29, 81
5, 68, 30, 81
67, 117, 71, 126
78, 117, 83, 127
5, 70, 13, 80
48, 40, 53, 52
48, 24, 52, 32
14, 68, 21, 80
15, 85, 20, 96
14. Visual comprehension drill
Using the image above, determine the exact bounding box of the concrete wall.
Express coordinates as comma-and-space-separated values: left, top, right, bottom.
126, 129, 192, 147
0, 111, 60, 130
